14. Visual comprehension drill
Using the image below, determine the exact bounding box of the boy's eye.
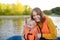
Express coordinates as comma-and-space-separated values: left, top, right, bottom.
29, 24, 31, 26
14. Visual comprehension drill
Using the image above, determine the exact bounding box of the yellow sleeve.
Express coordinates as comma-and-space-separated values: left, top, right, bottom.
43, 17, 57, 39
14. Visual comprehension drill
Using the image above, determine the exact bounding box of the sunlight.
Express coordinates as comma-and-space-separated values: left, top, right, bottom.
0, 0, 16, 4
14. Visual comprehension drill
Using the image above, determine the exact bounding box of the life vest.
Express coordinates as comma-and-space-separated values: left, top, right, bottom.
23, 24, 40, 40
41, 17, 50, 34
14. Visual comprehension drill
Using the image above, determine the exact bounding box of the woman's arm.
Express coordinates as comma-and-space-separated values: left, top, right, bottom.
43, 17, 57, 39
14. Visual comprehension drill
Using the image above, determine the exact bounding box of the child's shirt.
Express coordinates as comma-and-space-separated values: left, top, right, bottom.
23, 24, 40, 40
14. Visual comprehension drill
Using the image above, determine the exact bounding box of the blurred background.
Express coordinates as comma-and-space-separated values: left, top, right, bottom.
0, 0, 60, 40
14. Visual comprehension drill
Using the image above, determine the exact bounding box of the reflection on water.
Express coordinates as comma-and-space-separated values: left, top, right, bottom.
0, 19, 15, 40
0, 16, 60, 40
0, 18, 25, 40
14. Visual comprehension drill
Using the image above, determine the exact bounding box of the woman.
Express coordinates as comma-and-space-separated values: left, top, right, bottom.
30, 7, 57, 40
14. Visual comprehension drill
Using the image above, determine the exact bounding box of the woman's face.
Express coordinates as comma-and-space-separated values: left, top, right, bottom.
32, 11, 41, 22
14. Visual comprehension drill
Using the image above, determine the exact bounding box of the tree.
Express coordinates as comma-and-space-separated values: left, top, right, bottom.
51, 7, 60, 15
4, 4, 13, 15
0, 3, 6, 15
43, 10, 52, 15
23, 5, 32, 15
12, 3, 25, 15
0, 3, 32, 15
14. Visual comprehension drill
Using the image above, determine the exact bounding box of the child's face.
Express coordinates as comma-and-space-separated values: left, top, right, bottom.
27, 20, 36, 28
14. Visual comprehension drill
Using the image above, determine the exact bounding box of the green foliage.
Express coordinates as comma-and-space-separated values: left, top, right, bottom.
51, 7, 60, 15
4, 4, 13, 15
43, 10, 52, 15
0, 3, 60, 15
23, 5, 32, 15
0, 3, 6, 15
43, 7, 60, 15
0, 3, 32, 16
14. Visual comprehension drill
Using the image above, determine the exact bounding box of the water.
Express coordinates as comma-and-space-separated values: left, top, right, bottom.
0, 16, 60, 40
49, 16, 60, 37
0, 18, 25, 40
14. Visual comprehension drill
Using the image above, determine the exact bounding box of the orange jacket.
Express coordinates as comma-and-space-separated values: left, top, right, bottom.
39, 17, 57, 40
23, 17, 51, 40
23, 24, 40, 40
41, 17, 50, 34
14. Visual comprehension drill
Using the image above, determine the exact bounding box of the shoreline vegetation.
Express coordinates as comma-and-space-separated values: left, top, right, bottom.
0, 15, 60, 19
0, 3, 60, 16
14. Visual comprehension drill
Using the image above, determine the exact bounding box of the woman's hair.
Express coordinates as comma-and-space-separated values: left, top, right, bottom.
31, 7, 45, 22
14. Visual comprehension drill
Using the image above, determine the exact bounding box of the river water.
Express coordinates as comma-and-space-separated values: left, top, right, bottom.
0, 16, 60, 40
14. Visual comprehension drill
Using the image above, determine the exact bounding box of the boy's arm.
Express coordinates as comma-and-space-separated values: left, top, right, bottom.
22, 25, 28, 40
37, 26, 41, 38
37, 26, 40, 33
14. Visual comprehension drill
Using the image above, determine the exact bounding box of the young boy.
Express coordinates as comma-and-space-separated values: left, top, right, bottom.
23, 18, 41, 40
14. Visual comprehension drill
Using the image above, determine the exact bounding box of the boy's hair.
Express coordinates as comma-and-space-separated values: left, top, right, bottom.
25, 17, 36, 25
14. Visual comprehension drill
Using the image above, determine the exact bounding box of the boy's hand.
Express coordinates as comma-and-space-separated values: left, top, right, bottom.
37, 33, 41, 38
25, 34, 27, 39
